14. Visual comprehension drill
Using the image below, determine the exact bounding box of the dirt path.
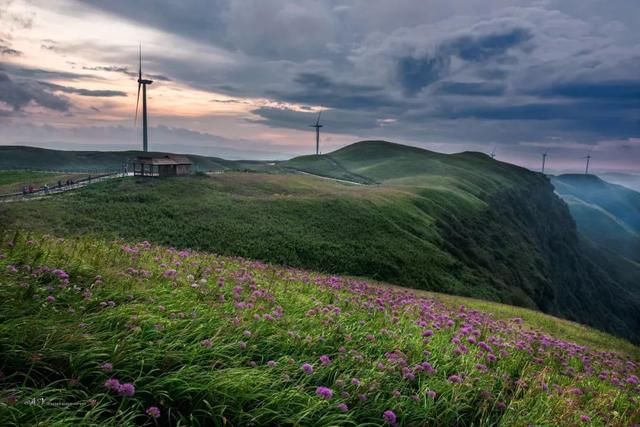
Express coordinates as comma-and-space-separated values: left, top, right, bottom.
294, 170, 365, 186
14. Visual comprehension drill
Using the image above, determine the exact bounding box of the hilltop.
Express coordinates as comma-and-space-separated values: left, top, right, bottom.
0, 233, 638, 425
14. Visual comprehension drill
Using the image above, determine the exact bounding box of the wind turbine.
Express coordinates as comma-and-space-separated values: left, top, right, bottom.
490, 145, 497, 159
584, 147, 594, 175
541, 152, 548, 174
584, 154, 592, 175
135, 45, 154, 152
310, 111, 323, 155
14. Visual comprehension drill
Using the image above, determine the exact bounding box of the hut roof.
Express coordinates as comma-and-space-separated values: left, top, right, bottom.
135, 155, 193, 165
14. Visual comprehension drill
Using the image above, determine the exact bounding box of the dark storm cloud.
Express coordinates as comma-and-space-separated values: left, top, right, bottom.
425, 100, 640, 139
433, 81, 505, 96
0, 72, 70, 111
0, 41, 20, 55
82, 65, 171, 81
37, 82, 127, 97
17, 0, 640, 162
0, 45, 20, 55
397, 55, 450, 96
534, 80, 640, 100
475, 68, 510, 80
249, 106, 380, 135
445, 28, 533, 62
396, 27, 533, 95
77, 0, 229, 45
0, 61, 89, 81
267, 72, 407, 111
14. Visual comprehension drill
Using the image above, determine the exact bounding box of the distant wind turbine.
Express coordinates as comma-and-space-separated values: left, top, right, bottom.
541, 152, 548, 174
584, 147, 594, 175
490, 145, 497, 159
310, 111, 323, 155
135, 45, 154, 152
584, 154, 592, 175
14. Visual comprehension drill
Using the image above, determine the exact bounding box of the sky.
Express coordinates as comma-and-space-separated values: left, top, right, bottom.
0, 0, 638, 173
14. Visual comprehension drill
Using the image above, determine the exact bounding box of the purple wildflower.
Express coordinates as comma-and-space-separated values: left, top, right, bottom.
426, 390, 437, 399
580, 415, 591, 423
101, 362, 113, 372
118, 383, 135, 397
383, 410, 397, 426
201, 339, 213, 348
46, 295, 56, 302
146, 406, 161, 418
163, 269, 177, 278
104, 378, 120, 391
301, 363, 313, 374
337, 403, 348, 412
448, 374, 462, 383
319, 355, 331, 365
316, 386, 333, 399
267, 360, 277, 367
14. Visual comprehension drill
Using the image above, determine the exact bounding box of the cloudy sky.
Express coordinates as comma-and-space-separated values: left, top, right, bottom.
0, 0, 638, 172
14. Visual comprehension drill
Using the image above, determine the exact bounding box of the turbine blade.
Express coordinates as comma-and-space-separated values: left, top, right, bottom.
316, 110, 322, 125
138, 44, 142, 81
134, 82, 141, 125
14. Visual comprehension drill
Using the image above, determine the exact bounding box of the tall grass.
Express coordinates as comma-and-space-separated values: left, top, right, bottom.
1, 232, 638, 426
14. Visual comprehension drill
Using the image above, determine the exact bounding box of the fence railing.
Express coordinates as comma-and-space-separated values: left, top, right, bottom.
0, 172, 130, 202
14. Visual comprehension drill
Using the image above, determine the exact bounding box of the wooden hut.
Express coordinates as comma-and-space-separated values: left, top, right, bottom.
133, 155, 192, 177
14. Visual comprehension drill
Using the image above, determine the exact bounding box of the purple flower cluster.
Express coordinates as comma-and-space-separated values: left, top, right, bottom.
315, 386, 333, 399
104, 378, 135, 396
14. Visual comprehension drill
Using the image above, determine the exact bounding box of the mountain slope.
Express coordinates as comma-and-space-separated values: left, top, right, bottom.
552, 174, 640, 263
1, 234, 639, 426
1, 141, 639, 343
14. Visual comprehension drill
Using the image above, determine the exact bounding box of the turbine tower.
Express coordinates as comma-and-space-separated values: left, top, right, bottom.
135, 45, 154, 152
584, 154, 592, 175
541, 152, 548, 174
310, 111, 323, 155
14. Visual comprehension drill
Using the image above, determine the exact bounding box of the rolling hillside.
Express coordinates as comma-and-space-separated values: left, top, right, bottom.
1, 141, 639, 345
0, 145, 265, 173
1, 233, 638, 426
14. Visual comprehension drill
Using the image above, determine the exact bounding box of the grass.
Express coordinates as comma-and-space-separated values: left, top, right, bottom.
0, 232, 638, 426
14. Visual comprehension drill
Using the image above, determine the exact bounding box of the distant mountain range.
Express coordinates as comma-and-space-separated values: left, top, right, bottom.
596, 172, 640, 193
1, 141, 639, 344
552, 174, 640, 265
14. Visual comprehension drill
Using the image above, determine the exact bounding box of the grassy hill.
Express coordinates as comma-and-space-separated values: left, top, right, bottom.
552, 174, 640, 264
1, 233, 638, 426
0, 145, 267, 173
1, 141, 639, 345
